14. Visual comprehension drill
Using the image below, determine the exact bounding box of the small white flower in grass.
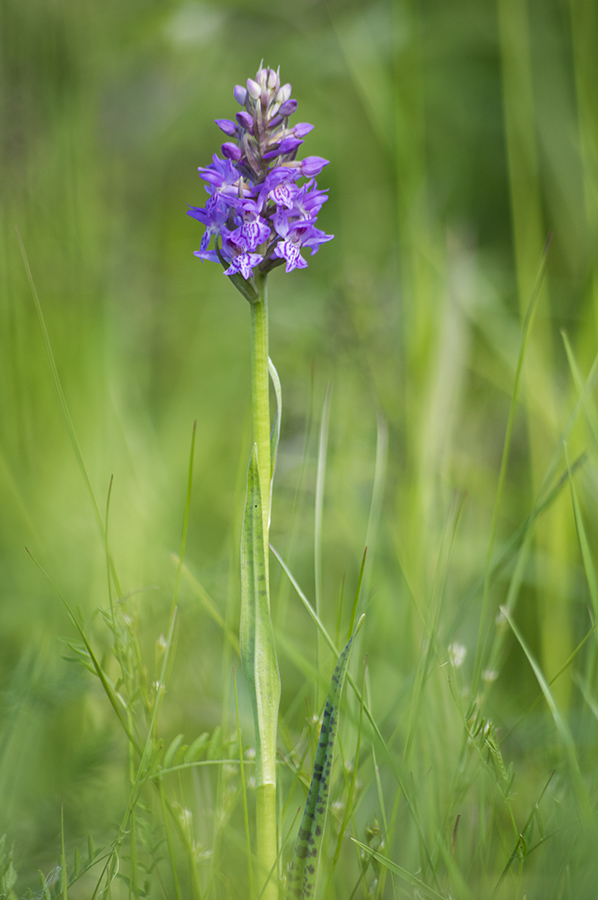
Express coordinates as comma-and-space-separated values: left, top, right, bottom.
483, 668, 498, 682
448, 641, 467, 668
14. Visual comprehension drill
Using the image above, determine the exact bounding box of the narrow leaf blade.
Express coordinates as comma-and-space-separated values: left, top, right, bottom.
269, 357, 282, 485
240, 446, 280, 788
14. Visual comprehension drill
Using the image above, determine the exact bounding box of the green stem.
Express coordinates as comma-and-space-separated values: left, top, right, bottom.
250, 274, 271, 561
249, 273, 278, 899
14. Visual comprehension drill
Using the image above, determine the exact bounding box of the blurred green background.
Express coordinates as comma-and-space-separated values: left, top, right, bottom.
2, 0, 598, 895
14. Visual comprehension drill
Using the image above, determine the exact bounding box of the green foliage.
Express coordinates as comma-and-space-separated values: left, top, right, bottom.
3, 0, 598, 898
0, 836, 17, 900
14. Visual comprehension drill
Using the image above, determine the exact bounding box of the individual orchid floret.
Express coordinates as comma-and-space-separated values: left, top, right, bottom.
220, 226, 264, 279
230, 199, 271, 251
188, 64, 333, 299
272, 215, 334, 273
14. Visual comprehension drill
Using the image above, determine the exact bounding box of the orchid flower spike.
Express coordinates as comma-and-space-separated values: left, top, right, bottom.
188, 64, 333, 299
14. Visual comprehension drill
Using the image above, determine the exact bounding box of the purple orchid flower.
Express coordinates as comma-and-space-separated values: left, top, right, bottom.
188, 65, 333, 295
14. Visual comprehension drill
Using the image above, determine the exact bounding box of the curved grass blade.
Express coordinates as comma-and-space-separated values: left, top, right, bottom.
288, 615, 364, 900
500, 607, 593, 827
351, 840, 447, 900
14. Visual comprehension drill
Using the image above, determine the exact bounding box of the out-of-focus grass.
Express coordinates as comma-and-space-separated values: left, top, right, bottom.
2, 0, 598, 896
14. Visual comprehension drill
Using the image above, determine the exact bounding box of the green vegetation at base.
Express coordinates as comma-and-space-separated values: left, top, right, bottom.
2, 0, 598, 897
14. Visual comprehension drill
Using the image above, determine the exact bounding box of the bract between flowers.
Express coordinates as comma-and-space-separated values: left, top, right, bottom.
188, 65, 333, 298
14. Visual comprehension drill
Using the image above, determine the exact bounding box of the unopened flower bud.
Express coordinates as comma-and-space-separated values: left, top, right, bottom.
236, 110, 253, 132
277, 83, 292, 103
278, 99, 298, 117
222, 142, 242, 161
292, 123, 314, 138
246, 78, 261, 100
263, 136, 303, 159
233, 85, 247, 105
215, 118, 237, 136
255, 68, 268, 89
300, 156, 329, 176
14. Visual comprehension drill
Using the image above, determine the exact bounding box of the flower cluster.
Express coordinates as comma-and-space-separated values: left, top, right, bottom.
188, 65, 333, 297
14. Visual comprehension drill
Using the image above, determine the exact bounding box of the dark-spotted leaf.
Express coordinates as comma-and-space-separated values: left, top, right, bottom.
288, 615, 364, 899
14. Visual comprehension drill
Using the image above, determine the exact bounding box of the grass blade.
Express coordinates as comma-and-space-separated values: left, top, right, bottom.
350, 839, 446, 900
500, 607, 593, 827
315, 383, 333, 710
564, 441, 598, 635
473, 235, 551, 692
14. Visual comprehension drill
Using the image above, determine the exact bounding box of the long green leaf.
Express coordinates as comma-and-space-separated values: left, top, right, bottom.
269, 357, 282, 491
240, 446, 280, 790
288, 615, 364, 900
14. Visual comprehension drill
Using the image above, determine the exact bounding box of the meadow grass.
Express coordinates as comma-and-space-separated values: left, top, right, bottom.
2, 0, 598, 898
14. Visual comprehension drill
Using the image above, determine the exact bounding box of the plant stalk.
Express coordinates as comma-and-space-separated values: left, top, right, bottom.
251, 275, 272, 563
249, 273, 279, 899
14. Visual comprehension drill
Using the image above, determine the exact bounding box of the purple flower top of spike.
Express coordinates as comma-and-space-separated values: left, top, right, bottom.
188, 65, 333, 301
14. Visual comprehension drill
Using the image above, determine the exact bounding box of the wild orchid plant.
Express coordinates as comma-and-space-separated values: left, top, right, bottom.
189, 65, 362, 900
